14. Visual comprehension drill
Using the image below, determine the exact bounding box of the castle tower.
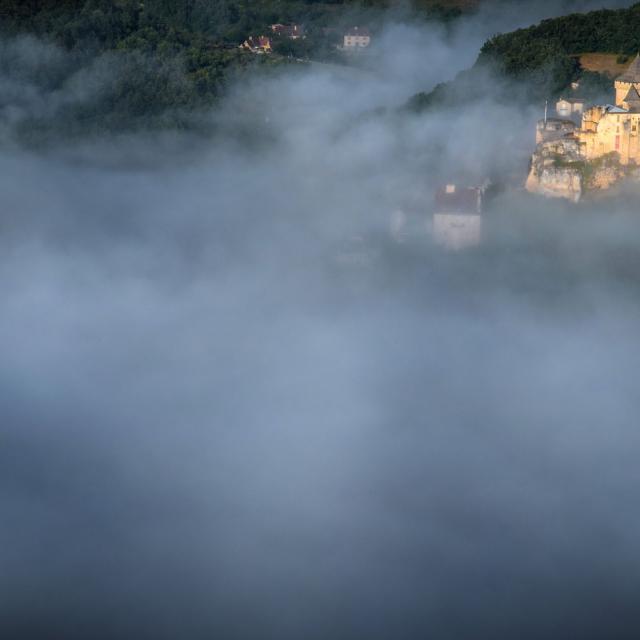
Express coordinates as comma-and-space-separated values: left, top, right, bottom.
615, 54, 640, 107
622, 85, 640, 112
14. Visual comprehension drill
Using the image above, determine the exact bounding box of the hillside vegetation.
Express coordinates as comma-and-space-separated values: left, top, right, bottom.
410, 2, 640, 111
478, 2, 640, 79
0, 0, 477, 139
0, 0, 473, 44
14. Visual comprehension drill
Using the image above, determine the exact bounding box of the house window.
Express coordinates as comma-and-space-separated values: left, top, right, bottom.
616, 135, 621, 150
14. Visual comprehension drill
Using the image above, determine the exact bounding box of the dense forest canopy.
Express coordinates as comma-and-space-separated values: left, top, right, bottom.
410, 2, 640, 111
0, 0, 475, 138
4, 0, 640, 135
0, 0, 473, 43
479, 2, 640, 76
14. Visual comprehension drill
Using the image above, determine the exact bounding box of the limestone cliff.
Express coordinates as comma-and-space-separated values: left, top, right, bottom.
526, 137, 583, 202
526, 137, 627, 202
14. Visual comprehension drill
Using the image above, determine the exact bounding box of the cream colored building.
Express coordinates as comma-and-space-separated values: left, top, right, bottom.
343, 27, 371, 49
577, 55, 640, 164
556, 97, 585, 119
433, 185, 483, 251
240, 36, 272, 53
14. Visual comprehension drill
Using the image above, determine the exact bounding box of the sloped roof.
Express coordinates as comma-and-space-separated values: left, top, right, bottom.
435, 187, 482, 216
271, 23, 305, 36
617, 54, 640, 83
345, 26, 371, 37
624, 85, 640, 103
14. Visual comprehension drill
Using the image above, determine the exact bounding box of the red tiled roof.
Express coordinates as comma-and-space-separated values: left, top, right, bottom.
271, 24, 305, 37
245, 36, 271, 49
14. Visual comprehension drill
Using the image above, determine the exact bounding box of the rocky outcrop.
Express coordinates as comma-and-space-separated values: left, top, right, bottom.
536, 118, 577, 145
588, 159, 625, 191
526, 137, 627, 202
526, 137, 583, 202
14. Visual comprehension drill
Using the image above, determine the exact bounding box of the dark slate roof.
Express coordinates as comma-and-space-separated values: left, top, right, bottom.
618, 54, 640, 83
435, 187, 482, 216
558, 96, 585, 104
624, 85, 640, 103
271, 24, 305, 37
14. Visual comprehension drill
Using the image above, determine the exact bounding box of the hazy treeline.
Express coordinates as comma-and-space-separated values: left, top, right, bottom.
480, 1, 640, 71
0, 1, 289, 138
3, 2, 640, 639
3, 0, 634, 138
409, 1, 640, 111
0, 0, 474, 138
0, 1, 470, 42
476, 1, 640, 96
0, 0, 469, 51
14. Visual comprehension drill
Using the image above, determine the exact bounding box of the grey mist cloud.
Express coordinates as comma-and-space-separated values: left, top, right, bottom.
2, 2, 640, 639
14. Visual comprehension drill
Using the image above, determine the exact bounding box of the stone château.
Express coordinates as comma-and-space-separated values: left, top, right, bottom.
527, 55, 640, 200
579, 54, 640, 163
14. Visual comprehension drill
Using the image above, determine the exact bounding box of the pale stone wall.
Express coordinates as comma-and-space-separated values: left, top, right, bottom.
578, 110, 640, 164
526, 137, 583, 202
526, 167, 582, 202
526, 134, 626, 201
433, 214, 482, 251
570, 66, 640, 166
343, 36, 370, 48
528, 68, 640, 200
556, 99, 584, 119
526, 149, 583, 202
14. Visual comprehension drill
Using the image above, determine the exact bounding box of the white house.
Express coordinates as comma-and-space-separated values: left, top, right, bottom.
343, 27, 371, 49
556, 97, 585, 119
432, 184, 483, 251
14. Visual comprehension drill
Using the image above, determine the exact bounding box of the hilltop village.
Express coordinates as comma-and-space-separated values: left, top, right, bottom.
527, 55, 640, 201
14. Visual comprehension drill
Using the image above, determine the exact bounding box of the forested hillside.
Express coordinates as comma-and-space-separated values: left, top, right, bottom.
0, 0, 475, 139
410, 2, 640, 111
478, 2, 640, 80
0, 0, 472, 44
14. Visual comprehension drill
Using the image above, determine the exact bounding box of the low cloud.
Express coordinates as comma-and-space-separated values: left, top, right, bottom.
2, 2, 640, 638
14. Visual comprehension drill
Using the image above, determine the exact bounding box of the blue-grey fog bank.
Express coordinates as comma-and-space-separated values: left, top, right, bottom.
2, 2, 640, 639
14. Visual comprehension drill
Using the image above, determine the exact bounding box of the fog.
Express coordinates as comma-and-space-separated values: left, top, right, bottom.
3, 2, 640, 639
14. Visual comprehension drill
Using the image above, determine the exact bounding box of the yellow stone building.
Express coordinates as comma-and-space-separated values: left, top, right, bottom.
578, 55, 640, 164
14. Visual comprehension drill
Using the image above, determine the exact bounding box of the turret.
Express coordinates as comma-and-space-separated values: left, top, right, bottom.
621, 85, 640, 112
615, 54, 640, 107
